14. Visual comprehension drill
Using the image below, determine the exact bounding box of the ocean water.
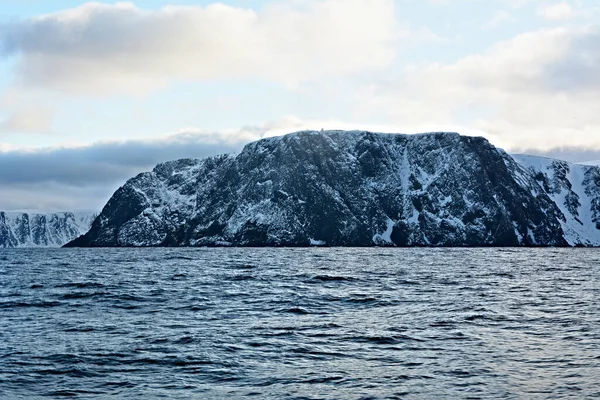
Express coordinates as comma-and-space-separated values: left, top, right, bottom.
0, 248, 598, 399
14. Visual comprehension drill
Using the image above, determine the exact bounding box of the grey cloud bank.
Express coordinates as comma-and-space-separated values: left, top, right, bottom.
518, 147, 600, 165
0, 132, 245, 211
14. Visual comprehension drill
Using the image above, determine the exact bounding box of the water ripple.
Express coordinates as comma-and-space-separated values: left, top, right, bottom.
0, 247, 598, 399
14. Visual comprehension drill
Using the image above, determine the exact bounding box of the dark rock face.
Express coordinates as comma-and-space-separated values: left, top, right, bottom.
0, 212, 96, 248
67, 130, 588, 247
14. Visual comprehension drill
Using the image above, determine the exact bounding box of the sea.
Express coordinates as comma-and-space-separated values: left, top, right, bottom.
0, 248, 598, 399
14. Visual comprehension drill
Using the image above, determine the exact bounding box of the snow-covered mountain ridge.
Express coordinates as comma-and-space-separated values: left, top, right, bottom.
0, 211, 97, 248
66, 130, 600, 247
512, 155, 600, 246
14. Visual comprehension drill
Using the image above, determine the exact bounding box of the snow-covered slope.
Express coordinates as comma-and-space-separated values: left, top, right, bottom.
67, 130, 575, 247
512, 155, 600, 246
0, 211, 96, 248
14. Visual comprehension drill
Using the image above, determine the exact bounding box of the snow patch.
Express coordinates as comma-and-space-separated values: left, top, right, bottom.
373, 218, 395, 245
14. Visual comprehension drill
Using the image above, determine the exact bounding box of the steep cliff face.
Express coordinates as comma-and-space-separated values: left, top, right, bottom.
66, 130, 579, 247
513, 155, 600, 246
0, 212, 96, 248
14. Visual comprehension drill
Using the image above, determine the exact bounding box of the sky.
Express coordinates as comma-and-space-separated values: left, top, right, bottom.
0, 0, 599, 211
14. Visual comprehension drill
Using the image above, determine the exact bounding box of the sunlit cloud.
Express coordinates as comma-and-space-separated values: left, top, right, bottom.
0, 0, 400, 95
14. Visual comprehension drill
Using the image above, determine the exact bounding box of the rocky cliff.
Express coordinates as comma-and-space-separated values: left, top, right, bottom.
513, 155, 600, 246
0, 211, 96, 248
65, 130, 600, 247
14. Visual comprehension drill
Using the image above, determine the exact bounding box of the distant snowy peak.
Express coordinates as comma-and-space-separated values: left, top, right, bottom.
512, 154, 600, 246
0, 211, 97, 248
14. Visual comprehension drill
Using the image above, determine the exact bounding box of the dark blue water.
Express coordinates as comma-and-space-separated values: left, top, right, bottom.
0, 248, 599, 399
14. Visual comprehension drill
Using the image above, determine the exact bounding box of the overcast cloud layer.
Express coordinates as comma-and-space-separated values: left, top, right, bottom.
0, 0, 599, 211
0, 0, 398, 94
0, 131, 247, 211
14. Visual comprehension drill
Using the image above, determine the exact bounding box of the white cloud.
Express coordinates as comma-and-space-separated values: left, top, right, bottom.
503, 0, 541, 8
0, 106, 53, 133
355, 26, 600, 151
0, 143, 13, 152
481, 10, 515, 30
428, 0, 540, 8
538, 2, 575, 21
0, 0, 400, 95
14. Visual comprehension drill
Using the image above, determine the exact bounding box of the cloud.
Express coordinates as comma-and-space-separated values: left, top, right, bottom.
356, 26, 600, 151
0, 131, 244, 186
0, 129, 246, 211
538, 2, 575, 21
516, 146, 600, 164
503, 0, 542, 8
428, 0, 540, 8
0, 0, 399, 95
481, 10, 515, 30
0, 105, 53, 133
0, 183, 108, 213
